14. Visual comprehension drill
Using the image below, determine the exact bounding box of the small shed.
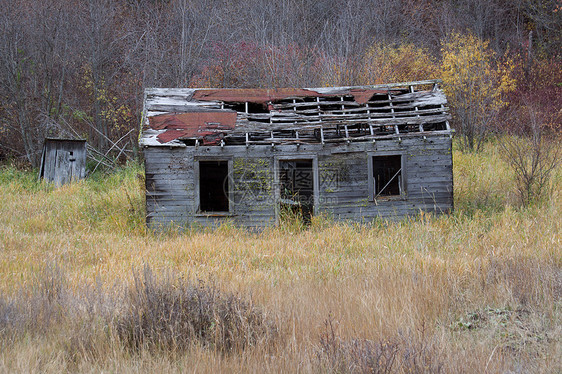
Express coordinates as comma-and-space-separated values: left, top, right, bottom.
39, 138, 87, 186
140, 80, 454, 229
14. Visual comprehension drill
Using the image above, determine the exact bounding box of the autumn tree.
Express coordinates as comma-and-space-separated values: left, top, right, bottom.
440, 33, 516, 151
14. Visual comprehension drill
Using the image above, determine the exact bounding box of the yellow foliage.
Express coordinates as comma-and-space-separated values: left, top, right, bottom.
440, 33, 516, 150
441, 33, 515, 111
319, 42, 437, 87
80, 64, 133, 131
359, 42, 437, 85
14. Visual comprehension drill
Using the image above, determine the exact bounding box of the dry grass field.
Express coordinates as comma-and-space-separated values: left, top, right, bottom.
0, 141, 560, 373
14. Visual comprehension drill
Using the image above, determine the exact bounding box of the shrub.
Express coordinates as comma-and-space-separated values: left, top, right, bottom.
318, 318, 398, 374
0, 296, 18, 342
499, 107, 560, 206
0, 264, 275, 363
0, 264, 69, 342
317, 318, 443, 374
116, 266, 275, 353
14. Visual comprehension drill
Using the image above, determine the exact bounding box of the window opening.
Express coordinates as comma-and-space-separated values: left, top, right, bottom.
373, 155, 402, 197
199, 161, 229, 212
279, 159, 314, 221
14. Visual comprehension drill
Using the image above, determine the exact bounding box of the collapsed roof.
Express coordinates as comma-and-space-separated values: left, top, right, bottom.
141, 79, 451, 147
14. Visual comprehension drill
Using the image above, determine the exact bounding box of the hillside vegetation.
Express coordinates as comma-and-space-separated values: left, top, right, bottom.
0, 141, 560, 373
1, 0, 560, 164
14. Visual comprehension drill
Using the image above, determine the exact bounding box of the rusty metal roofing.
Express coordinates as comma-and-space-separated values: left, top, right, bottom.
141, 80, 450, 147
149, 110, 237, 145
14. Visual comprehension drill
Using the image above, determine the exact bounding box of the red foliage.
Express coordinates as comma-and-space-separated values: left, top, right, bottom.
501, 52, 562, 134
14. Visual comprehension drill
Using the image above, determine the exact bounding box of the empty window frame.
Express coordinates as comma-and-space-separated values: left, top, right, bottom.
199, 160, 230, 212
371, 155, 403, 198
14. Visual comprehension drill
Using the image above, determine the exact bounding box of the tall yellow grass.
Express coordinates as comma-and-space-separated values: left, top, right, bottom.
0, 142, 560, 373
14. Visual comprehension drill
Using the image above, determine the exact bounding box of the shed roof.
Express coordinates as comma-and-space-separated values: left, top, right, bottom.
44, 138, 87, 143
141, 80, 451, 147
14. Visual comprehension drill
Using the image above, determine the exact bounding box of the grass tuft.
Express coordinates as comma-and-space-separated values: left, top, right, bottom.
116, 265, 275, 354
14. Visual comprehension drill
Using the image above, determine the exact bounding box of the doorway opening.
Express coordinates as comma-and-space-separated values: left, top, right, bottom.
279, 159, 314, 222
199, 160, 229, 212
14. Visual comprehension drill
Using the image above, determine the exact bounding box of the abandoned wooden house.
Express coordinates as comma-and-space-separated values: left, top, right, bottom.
39, 138, 87, 187
141, 79, 453, 229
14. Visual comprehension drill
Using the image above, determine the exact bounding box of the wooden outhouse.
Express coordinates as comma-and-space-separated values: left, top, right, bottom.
141, 80, 453, 229
39, 138, 87, 186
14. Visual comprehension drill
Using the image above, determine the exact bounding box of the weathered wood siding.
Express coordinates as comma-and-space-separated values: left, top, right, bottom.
39, 139, 87, 187
143, 134, 452, 229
